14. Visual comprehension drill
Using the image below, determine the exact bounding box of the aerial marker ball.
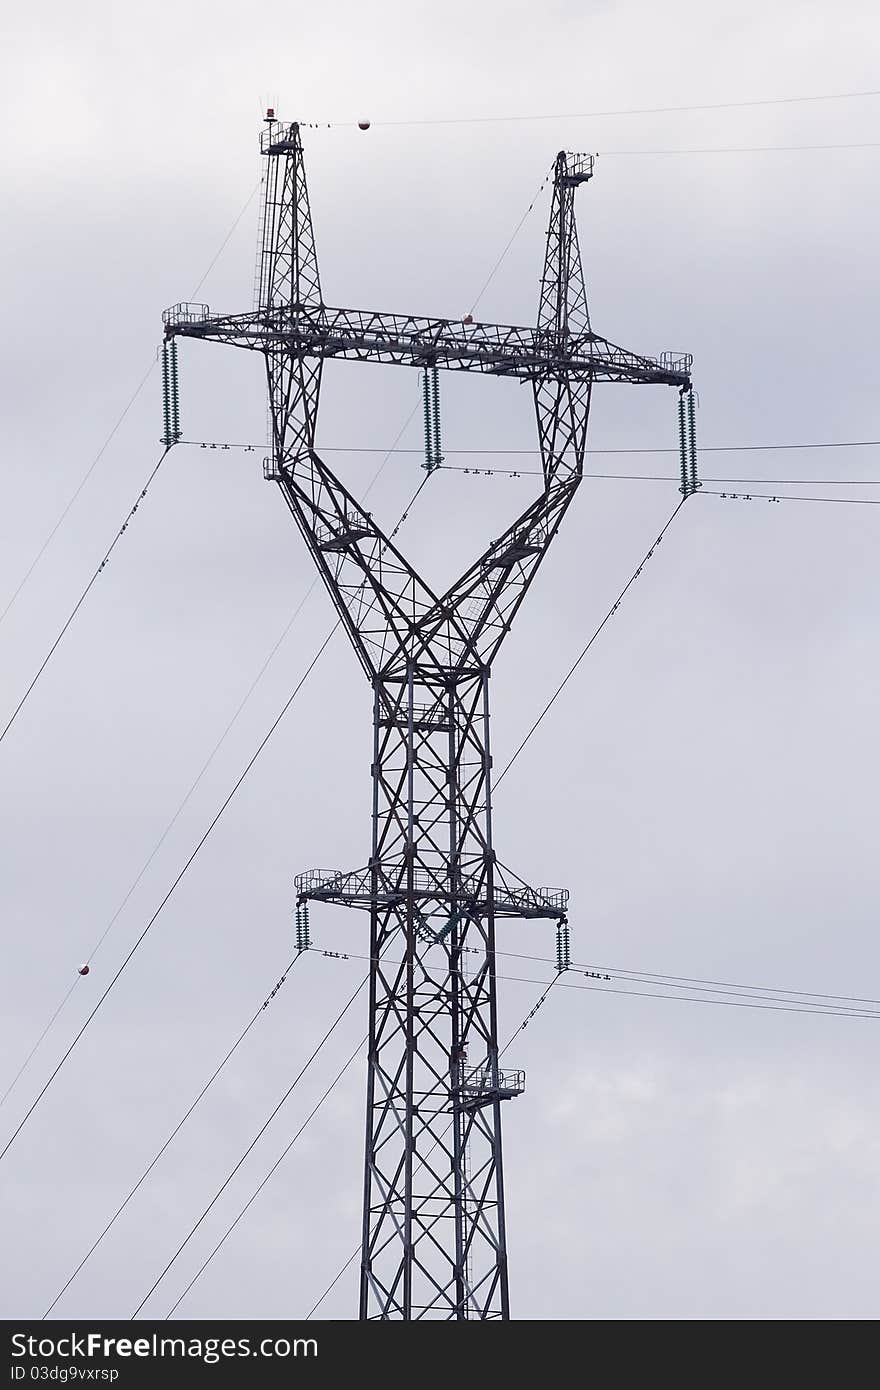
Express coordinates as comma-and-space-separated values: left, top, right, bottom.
78, 964, 90, 976
358, 120, 371, 130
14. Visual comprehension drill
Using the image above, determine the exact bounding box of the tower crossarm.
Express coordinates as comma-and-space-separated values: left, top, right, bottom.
162, 305, 691, 388
294, 864, 569, 922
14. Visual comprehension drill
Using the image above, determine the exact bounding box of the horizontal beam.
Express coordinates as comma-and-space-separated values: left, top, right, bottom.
294, 865, 569, 921
163, 302, 692, 387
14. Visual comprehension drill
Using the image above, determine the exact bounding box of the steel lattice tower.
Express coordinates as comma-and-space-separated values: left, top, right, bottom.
163, 119, 692, 1320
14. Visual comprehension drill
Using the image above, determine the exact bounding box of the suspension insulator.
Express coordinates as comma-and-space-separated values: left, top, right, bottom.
161, 339, 183, 446
678, 386, 699, 498
422, 366, 431, 469
686, 387, 699, 495
296, 901, 311, 952
161, 344, 172, 445
430, 366, 442, 470
678, 390, 689, 497
170, 340, 181, 441
556, 920, 571, 973
422, 365, 442, 472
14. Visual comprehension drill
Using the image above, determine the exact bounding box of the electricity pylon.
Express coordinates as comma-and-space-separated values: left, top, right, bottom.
163, 119, 692, 1320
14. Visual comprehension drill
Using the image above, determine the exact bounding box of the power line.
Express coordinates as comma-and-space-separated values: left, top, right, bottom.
467, 164, 553, 317
188, 183, 261, 300
0, 447, 171, 752
161, 952, 555, 1320
0, 577, 318, 1115
11, 407, 437, 1290
0, 981, 78, 1112
174, 925, 559, 1319
313, 945, 880, 1021
500, 976, 560, 1055
596, 141, 880, 155
702, 489, 880, 507
1, 185, 260, 635
349, 87, 880, 128
14, 399, 433, 1289
304, 932, 880, 1318
494, 497, 686, 788
325, 128, 880, 156
304, 891, 880, 1320
165, 1029, 367, 1319
0, 358, 161, 633
131, 975, 369, 1319
42, 950, 304, 1318
539, 964, 880, 1014
692, 476, 880, 484
0, 628, 336, 1170
493, 947, 880, 1010
304, 1245, 357, 1322
184, 436, 880, 458
87, 580, 320, 967
298, 959, 877, 1314
1, 411, 424, 1112
388, 469, 436, 539
443, 466, 880, 488
449, 470, 880, 504
500, 970, 880, 1021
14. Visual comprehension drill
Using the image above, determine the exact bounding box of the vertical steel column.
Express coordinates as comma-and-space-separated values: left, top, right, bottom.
403, 662, 416, 1316
356, 674, 510, 1318
481, 667, 510, 1318
448, 677, 467, 1316
359, 682, 383, 1320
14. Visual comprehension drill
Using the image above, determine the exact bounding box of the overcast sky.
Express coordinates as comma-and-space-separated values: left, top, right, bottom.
2, 0, 880, 1322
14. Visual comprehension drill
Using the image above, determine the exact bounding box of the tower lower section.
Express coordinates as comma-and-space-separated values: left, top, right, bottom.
296, 666, 566, 1319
